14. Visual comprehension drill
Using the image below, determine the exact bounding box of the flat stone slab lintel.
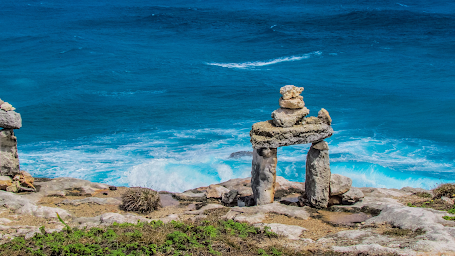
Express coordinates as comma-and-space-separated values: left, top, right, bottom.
250, 120, 333, 148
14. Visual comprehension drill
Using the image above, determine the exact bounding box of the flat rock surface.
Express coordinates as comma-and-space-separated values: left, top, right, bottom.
1, 177, 455, 255
250, 120, 333, 148
230, 202, 311, 219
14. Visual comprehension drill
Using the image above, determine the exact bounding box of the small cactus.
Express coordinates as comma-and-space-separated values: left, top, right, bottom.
120, 187, 161, 213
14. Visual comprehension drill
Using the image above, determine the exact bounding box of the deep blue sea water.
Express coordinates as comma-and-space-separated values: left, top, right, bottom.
1, 0, 454, 192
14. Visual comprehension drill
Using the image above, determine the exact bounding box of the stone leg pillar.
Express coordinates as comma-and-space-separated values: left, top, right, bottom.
0, 129, 20, 176
251, 147, 277, 205
305, 140, 330, 208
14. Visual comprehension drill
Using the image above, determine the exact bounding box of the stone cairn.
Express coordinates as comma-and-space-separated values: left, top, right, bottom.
0, 99, 34, 192
250, 85, 333, 208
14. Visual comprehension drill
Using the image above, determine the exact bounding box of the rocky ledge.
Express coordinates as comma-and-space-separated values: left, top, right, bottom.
0, 176, 454, 255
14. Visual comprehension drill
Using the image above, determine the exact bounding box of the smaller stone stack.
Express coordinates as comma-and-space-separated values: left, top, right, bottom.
271, 85, 309, 128
0, 99, 30, 192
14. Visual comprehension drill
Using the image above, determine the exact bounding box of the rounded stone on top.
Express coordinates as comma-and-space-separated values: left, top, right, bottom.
280, 85, 304, 100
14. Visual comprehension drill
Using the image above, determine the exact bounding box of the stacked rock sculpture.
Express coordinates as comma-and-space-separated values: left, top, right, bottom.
250, 85, 334, 208
271, 85, 309, 128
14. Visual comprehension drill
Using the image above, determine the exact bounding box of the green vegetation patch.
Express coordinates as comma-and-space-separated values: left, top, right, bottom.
406, 183, 455, 222
0, 214, 287, 256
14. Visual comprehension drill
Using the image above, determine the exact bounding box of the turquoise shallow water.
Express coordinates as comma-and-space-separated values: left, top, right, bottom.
1, 0, 454, 191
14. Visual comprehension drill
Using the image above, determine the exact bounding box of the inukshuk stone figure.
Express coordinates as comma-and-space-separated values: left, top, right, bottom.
250, 85, 333, 207
0, 99, 22, 177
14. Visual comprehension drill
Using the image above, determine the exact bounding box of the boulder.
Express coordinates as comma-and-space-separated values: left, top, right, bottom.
271, 107, 309, 128
342, 187, 365, 205
275, 176, 305, 198
330, 174, 352, 196
0, 129, 20, 176
0, 111, 22, 129
250, 120, 333, 148
251, 148, 277, 205
206, 184, 230, 199
221, 190, 238, 206
219, 177, 252, 197
173, 191, 207, 202
305, 141, 331, 208
279, 96, 305, 109
280, 85, 304, 100
318, 108, 332, 125
0, 176, 13, 190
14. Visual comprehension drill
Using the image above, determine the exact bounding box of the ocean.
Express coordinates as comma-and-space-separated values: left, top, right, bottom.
1, 0, 454, 192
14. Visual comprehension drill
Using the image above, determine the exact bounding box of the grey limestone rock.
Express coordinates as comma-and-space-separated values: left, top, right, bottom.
33, 177, 110, 198
221, 189, 238, 206
230, 201, 311, 219
250, 120, 333, 149
0, 111, 22, 129
305, 141, 331, 208
159, 194, 180, 207
16, 203, 72, 219
251, 148, 277, 205
173, 191, 207, 202
0, 129, 20, 176
206, 184, 230, 199
0, 190, 33, 210
271, 107, 309, 128
330, 174, 352, 196
341, 187, 365, 205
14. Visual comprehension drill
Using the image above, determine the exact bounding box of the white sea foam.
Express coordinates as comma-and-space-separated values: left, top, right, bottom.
206, 51, 322, 69
93, 90, 167, 97
18, 128, 455, 192
396, 3, 409, 7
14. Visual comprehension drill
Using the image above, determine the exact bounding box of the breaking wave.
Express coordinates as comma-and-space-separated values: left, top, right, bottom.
206, 51, 322, 69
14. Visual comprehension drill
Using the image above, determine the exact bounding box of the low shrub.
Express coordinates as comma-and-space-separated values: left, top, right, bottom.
433, 183, 455, 199
120, 187, 161, 213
